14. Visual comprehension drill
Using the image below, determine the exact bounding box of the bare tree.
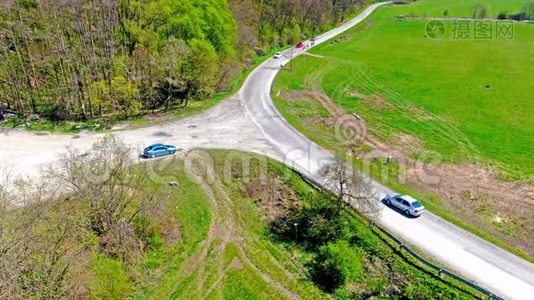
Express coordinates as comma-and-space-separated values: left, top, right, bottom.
46, 135, 158, 261
318, 157, 379, 218
0, 173, 75, 299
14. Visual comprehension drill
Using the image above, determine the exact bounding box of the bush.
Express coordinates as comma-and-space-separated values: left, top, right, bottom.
17, 0, 37, 9
271, 192, 342, 248
497, 11, 508, 20
508, 12, 527, 21
309, 247, 346, 292
89, 255, 131, 299
40, 103, 69, 122
309, 241, 364, 292
472, 4, 488, 19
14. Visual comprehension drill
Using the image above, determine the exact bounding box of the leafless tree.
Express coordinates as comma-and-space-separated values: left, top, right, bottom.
0, 173, 75, 299
318, 157, 379, 218
46, 135, 160, 261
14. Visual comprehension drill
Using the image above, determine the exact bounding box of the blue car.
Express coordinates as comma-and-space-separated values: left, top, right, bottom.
143, 143, 177, 158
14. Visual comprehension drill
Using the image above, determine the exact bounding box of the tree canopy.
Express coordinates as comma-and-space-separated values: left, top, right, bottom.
0, 0, 364, 123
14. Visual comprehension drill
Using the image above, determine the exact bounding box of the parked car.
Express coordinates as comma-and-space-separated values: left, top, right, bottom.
383, 194, 425, 217
273, 52, 282, 59
143, 143, 177, 158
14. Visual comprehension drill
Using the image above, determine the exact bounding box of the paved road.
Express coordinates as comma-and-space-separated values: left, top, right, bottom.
1, 2, 533, 299
240, 2, 534, 299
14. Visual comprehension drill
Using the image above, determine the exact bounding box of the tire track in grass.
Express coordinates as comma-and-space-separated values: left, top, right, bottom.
175, 151, 305, 299
301, 55, 481, 163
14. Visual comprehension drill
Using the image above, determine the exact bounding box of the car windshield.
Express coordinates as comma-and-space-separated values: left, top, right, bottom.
412, 201, 422, 208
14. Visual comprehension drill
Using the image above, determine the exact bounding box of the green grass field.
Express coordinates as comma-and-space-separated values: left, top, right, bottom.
273, 0, 534, 260
123, 151, 477, 299
129, 156, 324, 299
394, 0, 530, 17
276, 0, 534, 180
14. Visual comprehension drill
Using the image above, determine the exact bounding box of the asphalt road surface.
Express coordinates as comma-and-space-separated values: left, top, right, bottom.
0, 2, 533, 299
239, 2, 534, 299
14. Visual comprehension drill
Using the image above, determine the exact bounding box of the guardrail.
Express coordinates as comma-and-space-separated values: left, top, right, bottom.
295, 170, 504, 300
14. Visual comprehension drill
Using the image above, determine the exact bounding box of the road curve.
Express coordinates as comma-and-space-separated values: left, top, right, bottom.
239, 2, 534, 299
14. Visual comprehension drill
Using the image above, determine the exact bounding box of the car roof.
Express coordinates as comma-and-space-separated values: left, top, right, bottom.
399, 195, 420, 204
147, 143, 164, 148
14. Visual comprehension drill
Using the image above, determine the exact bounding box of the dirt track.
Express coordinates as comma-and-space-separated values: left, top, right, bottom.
0, 96, 280, 179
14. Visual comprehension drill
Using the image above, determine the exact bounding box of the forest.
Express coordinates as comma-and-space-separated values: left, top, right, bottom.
0, 0, 366, 123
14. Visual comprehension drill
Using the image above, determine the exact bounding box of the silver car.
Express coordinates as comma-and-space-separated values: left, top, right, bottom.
384, 194, 425, 217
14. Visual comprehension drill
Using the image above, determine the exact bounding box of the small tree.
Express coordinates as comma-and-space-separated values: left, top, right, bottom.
183, 39, 220, 99
155, 38, 190, 112
0, 176, 75, 299
46, 136, 154, 261
309, 246, 345, 292
271, 192, 343, 248
318, 158, 379, 218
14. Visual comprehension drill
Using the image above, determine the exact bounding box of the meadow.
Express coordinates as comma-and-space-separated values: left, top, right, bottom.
273, 0, 534, 259
132, 152, 473, 298
395, 0, 531, 17
276, 0, 534, 180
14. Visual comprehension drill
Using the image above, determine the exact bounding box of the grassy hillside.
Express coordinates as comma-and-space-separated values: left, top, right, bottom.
133, 154, 325, 299
135, 151, 477, 298
277, 1, 534, 179
396, 0, 531, 17
0, 141, 478, 298
273, 0, 534, 259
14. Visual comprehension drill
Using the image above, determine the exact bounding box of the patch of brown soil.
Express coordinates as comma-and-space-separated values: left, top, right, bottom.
281, 88, 534, 255
348, 90, 393, 110
279, 90, 313, 103
392, 133, 425, 155
407, 163, 534, 252
229, 257, 244, 270
241, 177, 300, 221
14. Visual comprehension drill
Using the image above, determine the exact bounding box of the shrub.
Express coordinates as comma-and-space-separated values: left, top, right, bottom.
89, 255, 131, 300
271, 192, 343, 248
40, 103, 69, 122
309, 241, 364, 292
472, 4, 488, 19
497, 11, 508, 20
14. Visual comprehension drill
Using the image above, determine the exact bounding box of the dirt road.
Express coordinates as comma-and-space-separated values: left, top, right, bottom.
0, 97, 280, 178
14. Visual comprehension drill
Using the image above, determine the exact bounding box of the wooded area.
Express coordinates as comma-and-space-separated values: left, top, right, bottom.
0, 0, 365, 122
